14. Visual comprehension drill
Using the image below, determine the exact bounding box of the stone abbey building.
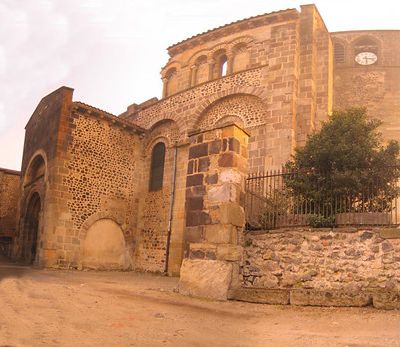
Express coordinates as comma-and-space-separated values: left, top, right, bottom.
1, 4, 400, 304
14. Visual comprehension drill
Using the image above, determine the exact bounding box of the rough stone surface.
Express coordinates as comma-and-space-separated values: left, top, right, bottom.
243, 228, 400, 293
372, 291, 400, 310
290, 289, 372, 307
179, 259, 233, 300
231, 288, 290, 305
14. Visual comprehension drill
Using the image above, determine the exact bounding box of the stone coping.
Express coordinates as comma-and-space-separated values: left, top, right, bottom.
229, 287, 400, 310
246, 227, 400, 239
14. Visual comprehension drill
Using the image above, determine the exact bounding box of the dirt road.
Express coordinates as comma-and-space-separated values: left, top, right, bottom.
0, 258, 399, 347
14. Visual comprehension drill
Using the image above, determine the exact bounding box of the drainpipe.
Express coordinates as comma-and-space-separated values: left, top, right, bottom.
164, 144, 178, 274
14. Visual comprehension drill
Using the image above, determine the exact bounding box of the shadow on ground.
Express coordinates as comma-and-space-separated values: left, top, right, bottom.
0, 253, 27, 281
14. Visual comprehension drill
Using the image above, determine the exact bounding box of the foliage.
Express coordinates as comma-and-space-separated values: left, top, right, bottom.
284, 108, 400, 209
258, 190, 290, 229
308, 215, 336, 228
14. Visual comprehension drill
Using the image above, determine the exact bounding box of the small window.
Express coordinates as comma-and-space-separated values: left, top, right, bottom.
149, 142, 166, 191
334, 43, 345, 64
221, 59, 228, 76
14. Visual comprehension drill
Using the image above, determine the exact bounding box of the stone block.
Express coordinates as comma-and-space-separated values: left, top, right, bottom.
179, 259, 233, 300
186, 174, 203, 187
217, 244, 243, 261
186, 197, 204, 211
219, 203, 245, 227
189, 243, 217, 260
208, 183, 239, 204
184, 226, 204, 243
230, 287, 290, 305
219, 169, 242, 184
186, 211, 211, 227
205, 173, 218, 184
290, 289, 372, 307
189, 143, 208, 159
204, 224, 234, 244
228, 138, 241, 153
372, 291, 400, 310
218, 152, 237, 168
209, 140, 222, 154
198, 157, 210, 172
379, 228, 400, 239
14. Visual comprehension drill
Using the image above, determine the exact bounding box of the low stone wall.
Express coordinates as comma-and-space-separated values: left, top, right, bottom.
239, 227, 400, 309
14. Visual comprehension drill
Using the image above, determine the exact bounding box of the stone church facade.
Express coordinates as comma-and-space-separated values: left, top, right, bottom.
1, 5, 400, 299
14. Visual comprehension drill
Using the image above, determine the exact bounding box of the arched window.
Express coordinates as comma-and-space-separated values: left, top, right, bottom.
149, 142, 166, 191
232, 43, 249, 72
334, 43, 345, 64
164, 68, 177, 97
25, 155, 45, 187
194, 55, 208, 84
213, 49, 228, 78
221, 58, 228, 76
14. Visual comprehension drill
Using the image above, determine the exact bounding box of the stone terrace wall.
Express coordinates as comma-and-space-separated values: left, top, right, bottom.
243, 228, 400, 292
0, 169, 20, 255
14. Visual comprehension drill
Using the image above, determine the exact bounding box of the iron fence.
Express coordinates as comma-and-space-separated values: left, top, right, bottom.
245, 168, 400, 230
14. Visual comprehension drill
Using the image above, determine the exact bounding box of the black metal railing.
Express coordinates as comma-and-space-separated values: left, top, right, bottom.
245, 168, 400, 230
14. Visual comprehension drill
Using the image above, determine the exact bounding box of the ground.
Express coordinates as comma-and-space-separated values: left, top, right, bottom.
0, 257, 399, 347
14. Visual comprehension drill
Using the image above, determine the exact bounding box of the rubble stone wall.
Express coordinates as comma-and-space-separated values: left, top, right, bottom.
243, 228, 400, 292
0, 169, 20, 255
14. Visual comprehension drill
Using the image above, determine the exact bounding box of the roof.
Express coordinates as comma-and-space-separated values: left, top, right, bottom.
167, 8, 299, 57
73, 101, 146, 134
0, 167, 21, 176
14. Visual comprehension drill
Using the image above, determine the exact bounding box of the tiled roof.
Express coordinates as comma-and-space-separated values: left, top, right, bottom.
167, 8, 297, 54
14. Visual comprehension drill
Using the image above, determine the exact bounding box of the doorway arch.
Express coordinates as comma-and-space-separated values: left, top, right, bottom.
23, 192, 41, 264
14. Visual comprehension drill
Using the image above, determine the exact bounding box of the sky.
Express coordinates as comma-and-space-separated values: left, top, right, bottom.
1, 0, 399, 170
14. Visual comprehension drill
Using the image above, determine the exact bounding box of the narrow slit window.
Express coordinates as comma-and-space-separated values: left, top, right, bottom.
149, 142, 166, 191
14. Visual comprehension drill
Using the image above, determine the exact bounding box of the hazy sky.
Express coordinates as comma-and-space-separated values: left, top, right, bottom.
1, 0, 399, 170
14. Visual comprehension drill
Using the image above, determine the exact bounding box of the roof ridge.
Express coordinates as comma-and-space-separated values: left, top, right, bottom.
73, 101, 146, 133
167, 8, 297, 54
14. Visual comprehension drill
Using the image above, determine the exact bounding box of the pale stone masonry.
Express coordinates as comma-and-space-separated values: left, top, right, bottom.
179, 124, 248, 300
1, 4, 399, 307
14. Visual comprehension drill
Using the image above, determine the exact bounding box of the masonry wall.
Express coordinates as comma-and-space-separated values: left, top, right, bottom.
121, 5, 332, 173
332, 30, 400, 143
242, 228, 400, 293
0, 169, 20, 255
46, 103, 144, 268
14, 87, 73, 263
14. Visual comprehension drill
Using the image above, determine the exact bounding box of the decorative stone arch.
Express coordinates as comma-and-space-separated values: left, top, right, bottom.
210, 43, 231, 57
191, 54, 209, 85
193, 92, 268, 132
79, 214, 132, 270
163, 67, 178, 97
161, 61, 183, 79
215, 115, 245, 128
187, 49, 211, 66
23, 150, 48, 187
351, 35, 381, 65
190, 86, 268, 130
211, 47, 229, 78
231, 42, 251, 73
227, 35, 254, 48
145, 119, 180, 152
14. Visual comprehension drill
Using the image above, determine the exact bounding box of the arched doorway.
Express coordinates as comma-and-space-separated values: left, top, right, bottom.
23, 193, 41, 264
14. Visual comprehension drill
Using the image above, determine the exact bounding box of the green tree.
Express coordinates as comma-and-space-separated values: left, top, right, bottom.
284, 108, 400, 210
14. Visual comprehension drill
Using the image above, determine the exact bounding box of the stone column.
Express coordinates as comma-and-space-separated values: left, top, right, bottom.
178, 124, 249, 300
189, 65, 197, 87
162, 77, 168, 98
